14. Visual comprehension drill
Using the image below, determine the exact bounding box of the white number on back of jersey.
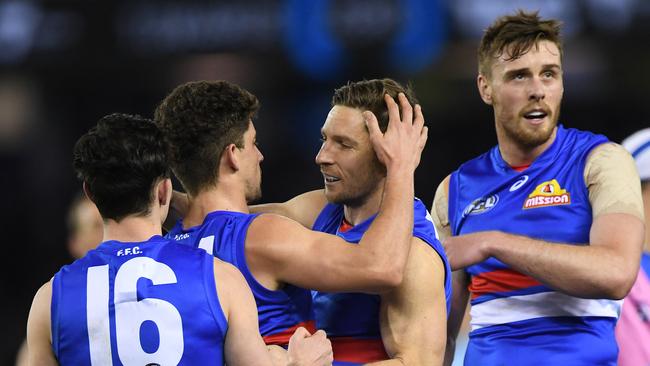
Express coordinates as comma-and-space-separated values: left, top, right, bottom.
86, 257, 184, 365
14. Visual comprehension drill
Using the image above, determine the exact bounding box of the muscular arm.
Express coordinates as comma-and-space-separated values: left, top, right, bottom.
216, 259, 332, 366
368, 238, 448, 365
248, 95, 427, 294
216, 259, 275, 366
250, 189, 328, 229
247, 187, 411, 294
27, 281, 58, 366
445, 144, 645, 299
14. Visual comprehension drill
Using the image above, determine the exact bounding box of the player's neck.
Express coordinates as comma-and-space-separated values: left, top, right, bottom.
183, 184, 248, 229
103, 215, 162, 244
497, 127, 557, 167
342, 184, 384, 226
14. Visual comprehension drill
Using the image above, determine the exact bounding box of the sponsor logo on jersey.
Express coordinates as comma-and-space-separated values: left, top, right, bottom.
509, 175, 529, 192
463, 194, 499, 216
523, 179, 571, 209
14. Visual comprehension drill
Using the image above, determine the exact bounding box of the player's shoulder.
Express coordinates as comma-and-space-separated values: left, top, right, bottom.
587, 142, 632, 161
212, 257, 245, 282
211, 257, 250, 312
34, 279, 53, 302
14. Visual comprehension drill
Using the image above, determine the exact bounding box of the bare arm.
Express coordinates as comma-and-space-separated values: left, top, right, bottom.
446, 213, 643, 299
367, 238, 448, 365
217, 259, 333, 366
27, 281, 58, 366
250, 189, 328, 229
431, 175, 471, 366
444, 145, 645, 299
443, 271, 470, 366
248, 94, 428, 294
216, 259, 276, 366
167, 188, 327, 231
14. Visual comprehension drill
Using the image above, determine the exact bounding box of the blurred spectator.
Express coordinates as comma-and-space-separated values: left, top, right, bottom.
66, 193, 103, 259
617, 128, 650, 366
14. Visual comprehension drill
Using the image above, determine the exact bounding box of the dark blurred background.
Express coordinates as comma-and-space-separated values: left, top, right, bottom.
1, 0, 649, 363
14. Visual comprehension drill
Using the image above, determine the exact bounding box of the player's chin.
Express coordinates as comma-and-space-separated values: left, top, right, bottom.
323, 188, 343, 204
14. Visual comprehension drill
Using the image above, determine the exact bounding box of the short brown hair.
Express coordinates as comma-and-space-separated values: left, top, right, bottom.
154, 80, 259, 196
332, 78, 418, 133
478, 10, 562, 77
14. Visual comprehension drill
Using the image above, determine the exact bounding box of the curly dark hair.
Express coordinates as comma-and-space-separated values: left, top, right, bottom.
73, 113, 170, 222
479, 10, 562, 77
154, 80, 259, 196
332, 78, 418, 133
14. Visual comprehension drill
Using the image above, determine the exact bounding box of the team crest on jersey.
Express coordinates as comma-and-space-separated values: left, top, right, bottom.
463, 195, 499, 216
523, 179, 571, 209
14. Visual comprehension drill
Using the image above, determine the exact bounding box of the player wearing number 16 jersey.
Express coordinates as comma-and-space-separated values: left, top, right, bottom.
26, 114, 333, 366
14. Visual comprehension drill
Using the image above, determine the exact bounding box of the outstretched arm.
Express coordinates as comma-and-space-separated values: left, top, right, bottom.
251, 189, 328, 229
27, 281, 58, 366
368, 238, 448, 365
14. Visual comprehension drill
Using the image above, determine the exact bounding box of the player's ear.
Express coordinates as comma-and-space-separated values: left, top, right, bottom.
157, 178, 172, 207
82, 181, 94, 203
477, 74, 493, 105
222, 144, 240, 172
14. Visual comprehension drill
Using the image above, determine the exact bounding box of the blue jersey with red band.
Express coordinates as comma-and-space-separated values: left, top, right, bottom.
312, 198, 451, 363
448, 125, 619, 365
51, 235, 227, 365
167, 210, 315, 345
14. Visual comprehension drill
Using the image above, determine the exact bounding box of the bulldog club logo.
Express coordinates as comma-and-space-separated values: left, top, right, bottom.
523, 179, 571, 209
463, 195, 499, 216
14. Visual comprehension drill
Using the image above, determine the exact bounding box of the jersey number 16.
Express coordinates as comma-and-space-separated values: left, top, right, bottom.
86, 257, 184, 365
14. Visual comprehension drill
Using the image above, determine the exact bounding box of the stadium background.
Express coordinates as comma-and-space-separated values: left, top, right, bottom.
1, 0, 649, 363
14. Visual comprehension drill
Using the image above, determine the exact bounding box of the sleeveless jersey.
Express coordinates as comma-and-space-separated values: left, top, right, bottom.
51, 235, 227, 365
167, 210, 315, 345
312, 198, 452, 364
448, 125, 619, 365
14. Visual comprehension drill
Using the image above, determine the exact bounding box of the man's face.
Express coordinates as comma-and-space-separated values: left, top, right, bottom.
315, 106, 384, 207
240, 121, 264, 203
479, 40, 564, 149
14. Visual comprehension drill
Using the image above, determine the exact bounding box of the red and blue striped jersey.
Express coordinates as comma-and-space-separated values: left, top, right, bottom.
448, 125, 618, 365
312, 198, 451, 363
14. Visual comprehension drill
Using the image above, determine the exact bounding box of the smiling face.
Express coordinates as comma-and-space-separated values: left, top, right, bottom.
315, 106, 385, 207
478, 40, 564, 151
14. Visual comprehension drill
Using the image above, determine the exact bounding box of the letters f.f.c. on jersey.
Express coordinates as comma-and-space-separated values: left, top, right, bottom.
51, 235, 227, 365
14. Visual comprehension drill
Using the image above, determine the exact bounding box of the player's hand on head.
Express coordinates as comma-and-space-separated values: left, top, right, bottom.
286, 327, 333, 366
365, 93, 428, 172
